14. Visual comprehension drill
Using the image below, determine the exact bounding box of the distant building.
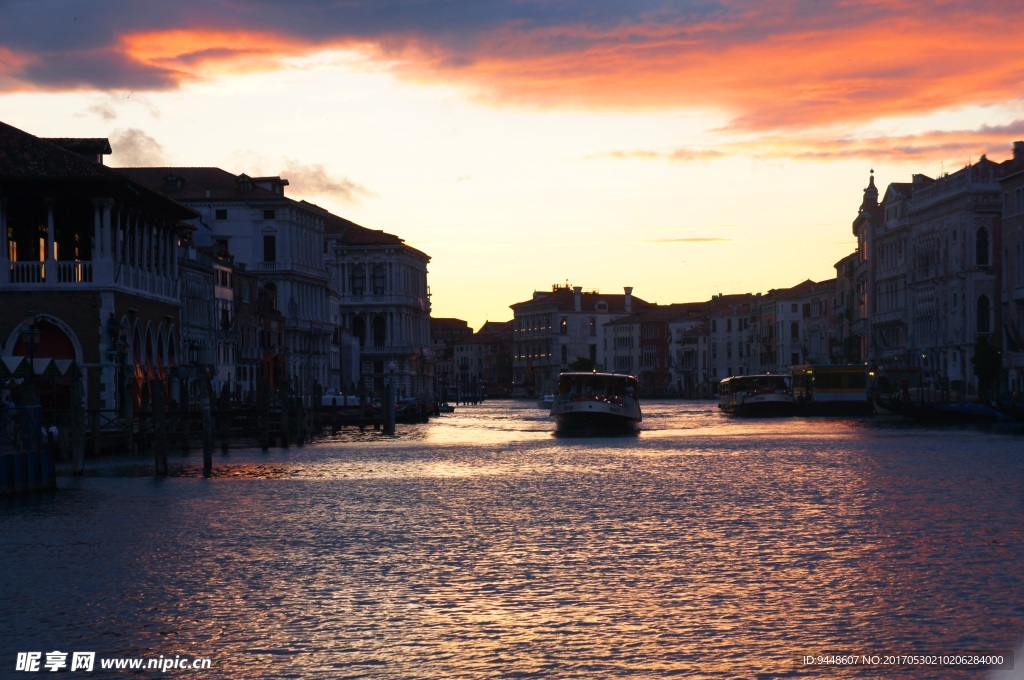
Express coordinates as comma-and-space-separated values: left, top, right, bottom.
703, 294, 754, 389
510, 283, 648, 396
430, 318, 472, 402
833, 252, 860, 363
665, 303, 709, 399
1000, 142, 1024, 393
318, 206, 432, 400
453, 321, 513, 398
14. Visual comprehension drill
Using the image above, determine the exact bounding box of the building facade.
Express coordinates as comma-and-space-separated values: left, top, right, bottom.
320, 207, 433, 401
510, 284, 647, 396
1, 122, 196, 415
119, 168, 336, 404
1000, 142, 1024, 394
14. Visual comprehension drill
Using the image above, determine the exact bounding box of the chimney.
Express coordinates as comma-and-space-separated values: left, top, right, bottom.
624, 286, 633, 313
573, 286, 582, 311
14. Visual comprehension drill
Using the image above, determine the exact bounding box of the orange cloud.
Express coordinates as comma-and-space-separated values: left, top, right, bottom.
601, 122, 1024, 166
3, 1, 1023, 137
383, 7, 1024, 132
120, 29, 315, 81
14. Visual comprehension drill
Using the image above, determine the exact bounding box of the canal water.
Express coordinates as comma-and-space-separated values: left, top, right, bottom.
2, 401, 1023, 678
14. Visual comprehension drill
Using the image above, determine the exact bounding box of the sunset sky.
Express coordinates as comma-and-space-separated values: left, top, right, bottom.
4, 0, 1024, 329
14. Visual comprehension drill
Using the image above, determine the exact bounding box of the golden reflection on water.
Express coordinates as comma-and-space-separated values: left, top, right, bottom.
15, 400, 1024, 678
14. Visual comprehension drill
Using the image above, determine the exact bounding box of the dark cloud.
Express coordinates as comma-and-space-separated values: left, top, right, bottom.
18, 49, 180, 91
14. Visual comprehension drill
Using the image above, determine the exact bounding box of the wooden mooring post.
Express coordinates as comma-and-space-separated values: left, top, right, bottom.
71, 376, 85, 476
201, 387, 213, 478
153, 379, 168, 477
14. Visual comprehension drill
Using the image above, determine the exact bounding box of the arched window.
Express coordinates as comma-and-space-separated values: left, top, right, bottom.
977, 295, 991, 333
372, 265, 387, 295
351, 316, 366, 347
372, 316, 386, 347
350, 266, 365, 295
976, 228, 990, 266
791, 321, 800, 339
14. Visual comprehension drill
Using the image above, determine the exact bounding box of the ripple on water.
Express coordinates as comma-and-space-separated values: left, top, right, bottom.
2, 401, 1023, 678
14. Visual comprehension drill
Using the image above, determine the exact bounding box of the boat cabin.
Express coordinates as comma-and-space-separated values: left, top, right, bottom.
556, 372, 639, 406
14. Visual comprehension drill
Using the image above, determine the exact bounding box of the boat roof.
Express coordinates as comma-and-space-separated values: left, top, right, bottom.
720, 374, 790, 383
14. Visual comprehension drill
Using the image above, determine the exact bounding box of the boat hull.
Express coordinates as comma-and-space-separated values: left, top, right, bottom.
553, 402, 641, 433
551, 372, 642, 433
720, 395, 796, 417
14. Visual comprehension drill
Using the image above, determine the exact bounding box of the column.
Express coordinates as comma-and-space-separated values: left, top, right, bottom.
45, 198, 56, 284
0, 199, 7, 285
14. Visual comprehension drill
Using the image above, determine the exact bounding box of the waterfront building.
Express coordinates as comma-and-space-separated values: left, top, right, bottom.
632, 304, 702, 397
750, 292, 777, 374
453, 321, 513, 398
870, 180, 913, 365
767, 279, 827, 370
119, 168, 336, 404
797, 278, 839, 366
833, 252, 860, 363
668, 313, 708, 398
848, 155, 1005, 396
318, 206, 433, 401
430, 318, 471, 402
704, 294, 754, 388
0, 121, 196, 413
851, 173, 882, 363
605, 313, 641, 379
907, 158, 1002, 395
510, 284, 648, 397
999, 142, 1024, 394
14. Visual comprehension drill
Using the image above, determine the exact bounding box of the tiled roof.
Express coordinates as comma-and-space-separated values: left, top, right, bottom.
0, 121, 117, 179
311, 202, 403, 245
118, 167, 284, 202
510, 286, 648, 313
0, 121, 197, 219
431, 318, 470, 331
42, 137, 112, 156
304, 201, 429, 259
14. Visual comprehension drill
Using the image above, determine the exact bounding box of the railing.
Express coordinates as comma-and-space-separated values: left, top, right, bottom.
56, 261, 93, 283
9, 261, 44, 284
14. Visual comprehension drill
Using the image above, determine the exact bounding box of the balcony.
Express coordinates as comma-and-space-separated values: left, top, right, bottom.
871, 310, 906, 325
3, 259, 176, 301
339, 294, 430, 310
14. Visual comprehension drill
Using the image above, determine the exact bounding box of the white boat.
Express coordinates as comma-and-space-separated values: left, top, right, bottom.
538, 394, 554, 408
718, 374, 795, 417
550, 372, 642, 432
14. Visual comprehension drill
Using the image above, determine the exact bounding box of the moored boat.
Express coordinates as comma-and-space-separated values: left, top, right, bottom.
878, 397, 1012, 424
718, 374, 795, 417
538, 394, 555, 409
550, 372, 642, 432
790, 364, 872, 416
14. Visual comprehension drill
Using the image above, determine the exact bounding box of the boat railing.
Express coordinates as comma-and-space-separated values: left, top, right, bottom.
557, 393, 628, 406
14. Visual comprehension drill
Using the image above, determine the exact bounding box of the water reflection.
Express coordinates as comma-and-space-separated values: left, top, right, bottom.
1, 401, 1022, 678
